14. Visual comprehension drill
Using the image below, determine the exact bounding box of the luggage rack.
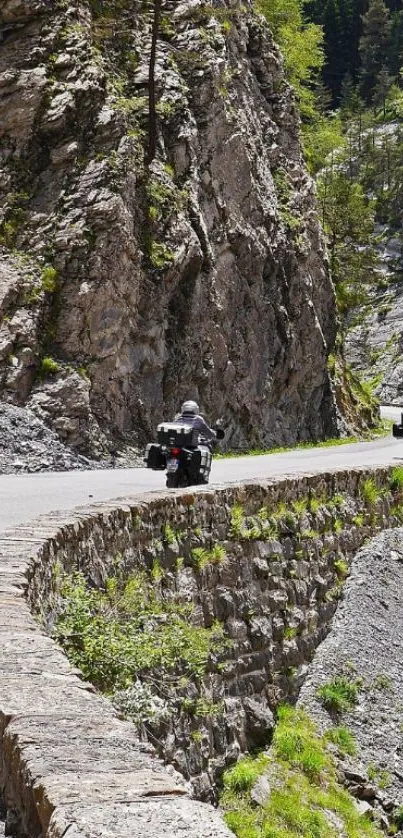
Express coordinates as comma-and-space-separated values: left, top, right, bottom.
157, 422, 195, 447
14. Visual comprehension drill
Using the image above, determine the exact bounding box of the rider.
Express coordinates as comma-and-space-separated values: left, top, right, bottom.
176, 400, 216, 483
176, 400, 216, 445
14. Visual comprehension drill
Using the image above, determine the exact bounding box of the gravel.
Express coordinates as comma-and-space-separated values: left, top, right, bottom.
299, 528, 403, 830
0, 404, 146, 473
0, 404, 95, 473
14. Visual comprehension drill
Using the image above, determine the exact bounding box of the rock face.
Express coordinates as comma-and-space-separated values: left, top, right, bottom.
0, 0, 338, 457
299, 528, 403, 833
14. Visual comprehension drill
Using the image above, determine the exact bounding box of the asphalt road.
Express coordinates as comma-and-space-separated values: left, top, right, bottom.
1, 406, 403, 532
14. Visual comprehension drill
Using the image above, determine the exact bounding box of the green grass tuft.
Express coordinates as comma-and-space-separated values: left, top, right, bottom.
324, 726, 356, 756
389, 466, 403, 493
190, 544, 226, 570
41, 265, 58, 293
318, 676, 360, 714
224, 754, 270, 794
39, 356, 61, 377
334, 558, 349, 579
360, 478, 380, 507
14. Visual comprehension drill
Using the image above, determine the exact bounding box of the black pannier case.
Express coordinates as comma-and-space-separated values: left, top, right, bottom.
145, 443, 166, 470
157, 422, 195, 447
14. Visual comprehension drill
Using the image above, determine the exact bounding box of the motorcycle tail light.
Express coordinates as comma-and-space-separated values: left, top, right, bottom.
171, 447, 181, 456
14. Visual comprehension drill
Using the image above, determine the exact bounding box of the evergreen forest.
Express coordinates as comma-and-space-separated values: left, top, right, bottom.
259, 0, 403, 401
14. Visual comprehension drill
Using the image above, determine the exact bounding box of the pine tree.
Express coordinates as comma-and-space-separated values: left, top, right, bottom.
359, 0, 392, 103
322, 0, 345, 98
389, 9, 403, 75
313, 0, 367, 103
373, 64, 394, 113
318, 170, 377, 315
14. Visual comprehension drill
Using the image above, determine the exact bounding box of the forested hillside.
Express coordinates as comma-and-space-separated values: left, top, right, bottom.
307, 0, 403, 103
263, 0, 403, 405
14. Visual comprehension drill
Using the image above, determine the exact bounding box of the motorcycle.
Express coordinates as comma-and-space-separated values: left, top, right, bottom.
393, 413, 403, 438
144, 421, 225, 488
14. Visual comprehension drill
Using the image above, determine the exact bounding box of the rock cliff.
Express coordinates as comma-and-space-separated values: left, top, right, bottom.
0, 0, 338, 458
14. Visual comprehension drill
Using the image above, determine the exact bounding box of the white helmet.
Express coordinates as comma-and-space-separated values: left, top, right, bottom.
181, 400, 199, 415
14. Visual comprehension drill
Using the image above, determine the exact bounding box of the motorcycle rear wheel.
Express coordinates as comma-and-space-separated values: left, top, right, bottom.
166, 470, 194, 488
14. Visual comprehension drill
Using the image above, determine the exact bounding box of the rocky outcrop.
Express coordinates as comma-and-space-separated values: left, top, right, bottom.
0, 0, 338, 458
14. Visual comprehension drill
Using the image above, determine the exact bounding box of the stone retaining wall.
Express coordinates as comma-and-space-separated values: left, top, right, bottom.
0, 466, 401, 835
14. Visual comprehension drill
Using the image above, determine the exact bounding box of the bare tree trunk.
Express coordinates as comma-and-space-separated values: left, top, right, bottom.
146, 0, 162, 165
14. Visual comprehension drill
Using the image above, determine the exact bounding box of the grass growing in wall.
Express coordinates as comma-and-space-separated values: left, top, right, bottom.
221, 706, 382, 838
38, 356, 61, 378
389, 466, 403, 493
360, 478, 380, 507
190, 544, 226, 570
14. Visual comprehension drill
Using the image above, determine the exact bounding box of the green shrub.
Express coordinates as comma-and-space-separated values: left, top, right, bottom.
53, 570, 226, 692
39, 356, 61, 377
41, 265, 58, 293
318, 676, 360, 714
